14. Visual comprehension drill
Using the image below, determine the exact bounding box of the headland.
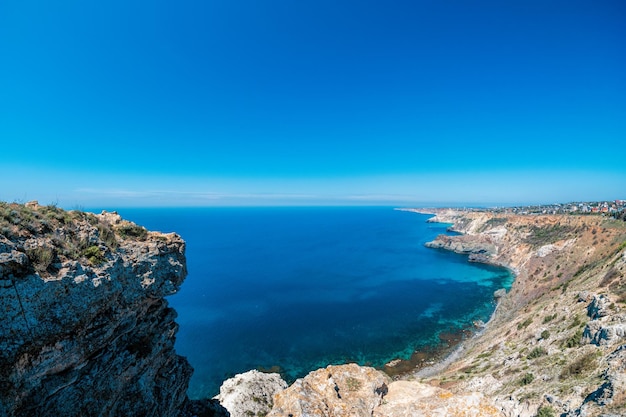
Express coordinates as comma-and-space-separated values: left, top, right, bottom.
221, 204, 626, 417
2, 201, 625, 417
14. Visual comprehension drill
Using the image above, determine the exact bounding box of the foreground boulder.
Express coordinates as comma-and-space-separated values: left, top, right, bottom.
267, 364, 502, 417
216, 370, 287, 417
269, 364, 389, 417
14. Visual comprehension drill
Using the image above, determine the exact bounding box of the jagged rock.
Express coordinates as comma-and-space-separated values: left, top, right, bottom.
268, 364, 390, 417
572, 345, 626, 416
425, 234, 496, 256
267, 364, 503, 417
583, 316, 626, 346
0, 205, 191, 417
469, 253, 492, 263
595, 345, 626, 406
0, 249, 29, 281
215, 370, 287, 417
587, 295, 611, 320
180, 399, 230, 417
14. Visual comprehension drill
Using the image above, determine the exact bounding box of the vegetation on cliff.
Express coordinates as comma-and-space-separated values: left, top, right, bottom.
0, 201, 150, 275
421, 210, 626, 417
0, 202, 205, 417
4, 201, 625, 416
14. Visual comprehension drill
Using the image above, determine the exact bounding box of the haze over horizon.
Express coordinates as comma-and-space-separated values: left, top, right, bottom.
1, 0, 624, 208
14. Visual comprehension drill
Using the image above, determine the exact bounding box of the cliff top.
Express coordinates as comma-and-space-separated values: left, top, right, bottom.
1, 201, 183, 281
0, 201, 193, 417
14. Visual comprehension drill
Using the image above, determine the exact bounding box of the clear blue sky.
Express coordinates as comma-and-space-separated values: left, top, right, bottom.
1, 0, 624, 207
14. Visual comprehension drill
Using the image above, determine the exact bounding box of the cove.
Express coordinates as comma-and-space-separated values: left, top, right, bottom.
115, 207, 514, 398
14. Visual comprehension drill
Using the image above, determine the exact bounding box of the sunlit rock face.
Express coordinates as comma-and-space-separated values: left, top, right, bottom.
0, 202, 191, 417
266, 364, 502, 417
216, 370, 288, 417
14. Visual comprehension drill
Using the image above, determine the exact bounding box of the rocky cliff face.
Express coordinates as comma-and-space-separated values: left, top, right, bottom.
0, 202, 194, 417
420, 209, 626, 417
8, 201, 622, 417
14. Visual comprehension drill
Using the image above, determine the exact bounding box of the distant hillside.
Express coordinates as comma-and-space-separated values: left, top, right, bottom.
421, 209, 626, 417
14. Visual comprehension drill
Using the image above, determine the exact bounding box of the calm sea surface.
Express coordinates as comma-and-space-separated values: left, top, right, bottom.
113, 207, 513, 398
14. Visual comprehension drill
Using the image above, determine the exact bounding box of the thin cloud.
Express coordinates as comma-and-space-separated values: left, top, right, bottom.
74, 188, 321, 202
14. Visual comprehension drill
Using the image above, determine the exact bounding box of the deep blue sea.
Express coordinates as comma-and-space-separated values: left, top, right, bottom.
113, 207, 513, 399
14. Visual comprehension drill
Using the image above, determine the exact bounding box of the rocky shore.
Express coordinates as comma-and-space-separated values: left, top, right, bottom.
215, 208, 626, 417
396, 209, 626, 416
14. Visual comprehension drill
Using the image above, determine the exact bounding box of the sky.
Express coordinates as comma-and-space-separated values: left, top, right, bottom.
0, 0, 624, 207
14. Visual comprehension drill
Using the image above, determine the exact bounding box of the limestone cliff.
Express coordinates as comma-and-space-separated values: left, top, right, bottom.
0, 202, 196, 417
418, 209, 626, 417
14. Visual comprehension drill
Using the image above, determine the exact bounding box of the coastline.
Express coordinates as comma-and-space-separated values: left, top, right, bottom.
219, 207, 626, 416
410, 286, 505, 379
385, 209, 516, 381
396, 208, 626, 416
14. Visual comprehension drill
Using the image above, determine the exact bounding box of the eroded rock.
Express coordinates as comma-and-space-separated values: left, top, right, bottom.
588, 295, 611, 320
425, 234, 497, 257
268, 364, 389, 417
266, 364, 504, 417
583, 317, 626, 346
0, 205, 191, 417
216, 370, 287, 417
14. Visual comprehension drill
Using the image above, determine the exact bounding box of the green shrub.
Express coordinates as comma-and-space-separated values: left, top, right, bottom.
82, 245, 106, 266
536, 405, 555, 417
543, 314, 557, 323
97, 223, 118, 249
560, 352, 598, 379
41, 204, 71, 225
525, 224, 575, 247
527, 347, 547, 359
518, 317, 533, 330
569, 315, 582, 329
519, 373, 534, 385
540, 330, 550, 340
562, 329, 583, 349
116, 224, 148, 240
26, 246, 55, 274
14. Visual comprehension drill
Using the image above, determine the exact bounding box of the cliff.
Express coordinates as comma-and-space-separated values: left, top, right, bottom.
216, 209, 626, 417
414, 209, 626, 417
0, 202, 205, 417
5, 201, 624, 417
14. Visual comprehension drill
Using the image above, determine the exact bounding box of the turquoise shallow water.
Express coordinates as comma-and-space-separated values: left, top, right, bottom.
115, 207, 513, 398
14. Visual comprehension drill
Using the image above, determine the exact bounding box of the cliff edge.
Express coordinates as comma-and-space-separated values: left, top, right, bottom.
418, 209, 626, 417
0, 202, 196, 417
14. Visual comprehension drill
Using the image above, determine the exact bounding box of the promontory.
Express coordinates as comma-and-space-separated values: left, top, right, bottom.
2, 202, 625, 417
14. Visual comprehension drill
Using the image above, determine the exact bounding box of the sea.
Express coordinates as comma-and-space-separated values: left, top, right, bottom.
111, 206, 514, 399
